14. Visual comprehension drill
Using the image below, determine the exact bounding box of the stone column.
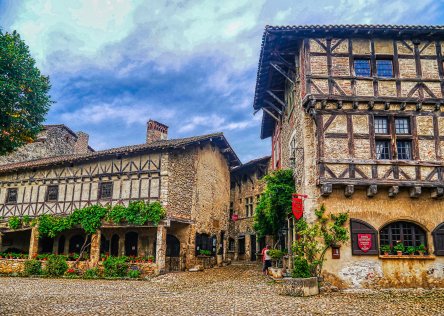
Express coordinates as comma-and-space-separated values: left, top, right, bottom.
28, 227, 39, 259
245, 234, 251, 261
222, 238, 227, 261
234, 238, 239, 261
89, 230, 101, 265
119, 233, 125, 256
156, 224, 167, 273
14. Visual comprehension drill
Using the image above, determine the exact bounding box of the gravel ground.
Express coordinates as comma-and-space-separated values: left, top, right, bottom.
0, 265, 443, 315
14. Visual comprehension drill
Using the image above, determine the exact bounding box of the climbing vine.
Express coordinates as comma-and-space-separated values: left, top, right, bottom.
253, 169, 295, 238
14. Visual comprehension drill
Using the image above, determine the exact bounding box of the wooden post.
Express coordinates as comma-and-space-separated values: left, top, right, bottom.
89, 230, 101, 265
29, 226, 39, 259
156, 224, 167, 274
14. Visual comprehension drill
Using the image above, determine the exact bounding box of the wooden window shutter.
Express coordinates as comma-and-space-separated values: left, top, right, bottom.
350, 219, 379, 255
433, 223, 444, 256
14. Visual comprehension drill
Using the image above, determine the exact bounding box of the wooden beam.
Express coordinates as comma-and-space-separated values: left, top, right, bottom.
388, 186, 399, 197
264, 100, 283, 116
431, 187, 444, 199
270, 62, 295, 85
266, 90, 286, 108
367, 185, 377, 197
344, 185, 354, 198
262, 108, 279, 122
320, 183, 332, 196
409, 186, 421, 198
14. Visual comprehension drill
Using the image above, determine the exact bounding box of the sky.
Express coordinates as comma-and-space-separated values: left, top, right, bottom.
1, 0, 444, 162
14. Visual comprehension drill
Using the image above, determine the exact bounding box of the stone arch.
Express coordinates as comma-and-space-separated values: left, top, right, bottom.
166, 234, 180, 257
432, 222, 444, 255
379, 220, 427, 249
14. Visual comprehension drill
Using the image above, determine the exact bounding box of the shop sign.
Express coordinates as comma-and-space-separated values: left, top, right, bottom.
357, 234, 372, 253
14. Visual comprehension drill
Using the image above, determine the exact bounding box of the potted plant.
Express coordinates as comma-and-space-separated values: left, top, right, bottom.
147, 256, 154, 263
393, 242, 405, 256
416, 244, 427, 256
100, 254, 107, 262
405, 246, 416, 255
380, 244, 391, 255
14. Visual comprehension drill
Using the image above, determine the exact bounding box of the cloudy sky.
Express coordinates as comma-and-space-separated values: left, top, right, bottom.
1, 0, 443, 162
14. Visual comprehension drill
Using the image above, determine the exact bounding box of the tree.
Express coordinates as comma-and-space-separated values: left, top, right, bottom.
253, 169, 294, 239
0, 30, 52, 155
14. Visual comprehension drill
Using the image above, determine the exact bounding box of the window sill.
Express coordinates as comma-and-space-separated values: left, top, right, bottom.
379, 254, 435, 260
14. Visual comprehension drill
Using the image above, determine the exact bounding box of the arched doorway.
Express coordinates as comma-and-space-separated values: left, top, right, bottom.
125, 232, 138, 257
166, 234, 180, 257
100, 235, 110, 254
69, 235, 85, 253
58, 236, 65, 254
111, 234, 119, 257
40, 237, 54, 254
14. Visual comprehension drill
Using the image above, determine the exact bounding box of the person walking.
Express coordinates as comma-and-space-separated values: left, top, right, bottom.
262, 244, 272, 275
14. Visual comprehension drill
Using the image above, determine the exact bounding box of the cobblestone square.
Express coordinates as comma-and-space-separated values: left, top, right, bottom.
0, 265, 443, 315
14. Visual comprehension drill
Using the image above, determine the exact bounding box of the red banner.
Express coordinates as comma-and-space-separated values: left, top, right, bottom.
357, 234, 372, 253
292, 194, 307, 220
231, 214, 238, 222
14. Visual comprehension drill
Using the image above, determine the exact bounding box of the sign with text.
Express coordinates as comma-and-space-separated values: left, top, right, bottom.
357, 234, 372, 253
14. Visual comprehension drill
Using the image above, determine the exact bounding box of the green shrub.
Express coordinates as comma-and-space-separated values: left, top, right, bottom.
380, 244, 391, 253
292, 257, 311, 278
103, 256, 128, 277
83, 268, 99, 279
393, 242, 405, 253
127, 268, 141, 279
268, 249, 285, 260
406, 246, 416, 255
8, 216, 21, 230
44, 255, 68, 276
24, 259, 42, 276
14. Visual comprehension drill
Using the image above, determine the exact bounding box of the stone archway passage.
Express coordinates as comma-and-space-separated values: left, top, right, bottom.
58, 236, 65, 255
110, 234, 119, 257
69, 235, 85, 253
166, 234, 180, 257
125, 232, 138, 257
40, 237, 54, 254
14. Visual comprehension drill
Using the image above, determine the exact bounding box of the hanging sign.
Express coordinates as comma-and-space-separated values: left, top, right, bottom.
232, 214, 238, 222
292, 194, 308, 220
357, 234, 372, 253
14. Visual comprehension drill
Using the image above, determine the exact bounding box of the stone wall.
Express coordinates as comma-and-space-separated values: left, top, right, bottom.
0, 125, 92, 166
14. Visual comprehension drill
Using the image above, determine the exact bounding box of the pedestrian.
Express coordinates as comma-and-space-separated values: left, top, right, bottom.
262, 244, 271, 275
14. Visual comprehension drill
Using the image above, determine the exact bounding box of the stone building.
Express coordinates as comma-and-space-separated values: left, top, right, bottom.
0, 124, 94, 166
227, 156, 270, 262
253, 25, 444, 288
0, 120, 240, 273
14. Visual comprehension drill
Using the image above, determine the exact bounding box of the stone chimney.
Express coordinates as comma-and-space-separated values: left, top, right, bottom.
146, 120, 168, 143
74, 131, 89, 154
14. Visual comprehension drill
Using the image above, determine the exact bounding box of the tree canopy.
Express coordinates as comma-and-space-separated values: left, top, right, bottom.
0, 30, 52, 155
253, 169, 295, 238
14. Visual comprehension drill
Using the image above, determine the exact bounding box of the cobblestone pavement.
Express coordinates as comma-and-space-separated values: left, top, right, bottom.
0, 265, 444, 315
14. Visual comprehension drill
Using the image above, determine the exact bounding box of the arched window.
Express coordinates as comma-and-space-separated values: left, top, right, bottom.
432, 223, 444, 256
380, 221, 426, 248
228, 238, 235, 252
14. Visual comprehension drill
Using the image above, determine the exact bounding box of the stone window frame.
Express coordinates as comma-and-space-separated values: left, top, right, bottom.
5, 188, 18, 204
45, 185, 59, 202
98, 181, 113, 200
373, 115, 414, 161
245, 197, 254, 217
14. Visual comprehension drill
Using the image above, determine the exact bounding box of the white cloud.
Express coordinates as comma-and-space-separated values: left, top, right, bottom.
178, 114, 259, 134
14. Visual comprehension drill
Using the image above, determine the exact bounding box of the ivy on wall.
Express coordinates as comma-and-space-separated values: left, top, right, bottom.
5, 201, 166, 238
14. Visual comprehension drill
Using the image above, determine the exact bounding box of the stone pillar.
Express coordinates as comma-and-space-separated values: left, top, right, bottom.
89, 230, 101, 265
234, 238, 239, 261
222, 237, 227, 261
245, 234, 251, 261
156, 224, 167, 273
29, 227, 39, 259
119, 233, 125, 256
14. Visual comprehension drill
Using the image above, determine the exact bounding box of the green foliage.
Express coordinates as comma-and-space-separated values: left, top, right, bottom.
292, 205, 349, 277
199, 249, 212, 256
292, 257, 311, 278
0, 30, 52, 155
83, 268, 99, 279
23, 259, 42, 276
253, 169, 295, 237
393, 242, 405, 253
38, 214, 71, 238
268, 249, 285, 261
127, 268, 141, 279
416, 244, 427, 253
108, 201, 166, 226
406, 246, 416, 255
22, 215, 31, 226
44, 255, 68, 276
70, 205, 108, 234
8, 216, 21, 229
103, 256, 128, 277
380, 244, 391, 253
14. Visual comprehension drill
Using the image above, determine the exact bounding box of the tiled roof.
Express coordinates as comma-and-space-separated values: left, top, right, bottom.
253, 25, 444, 139
0, 133, 241, 173
231, 156, 270, 173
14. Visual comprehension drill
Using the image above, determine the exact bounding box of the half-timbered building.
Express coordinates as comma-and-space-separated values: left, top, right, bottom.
254, 25, 444, 287
0, 120, 240, 273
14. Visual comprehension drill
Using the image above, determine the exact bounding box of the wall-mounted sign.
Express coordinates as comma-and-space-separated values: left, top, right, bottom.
232, 214, 238, 222
292, 194, 308, 220
357, 234, 372, 253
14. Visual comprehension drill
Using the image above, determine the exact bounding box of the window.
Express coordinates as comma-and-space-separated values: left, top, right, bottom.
228, 238, 235, 252
432, 223, 444, 256
354, 59, 371, 77
350, 219, 378, 255
195, 233, 216, 256
376, 59, 393, 77
245, 197, 254, 217
6, 188, 18, 204
98, 182, 113, 200
229, 202, 234, 220
46, 185, 59, 202
376, 141, 390, 159
373, 116, 413, 160
289, 136, 297, 169
380, 221, 426, 250
238, 237, 245, 254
